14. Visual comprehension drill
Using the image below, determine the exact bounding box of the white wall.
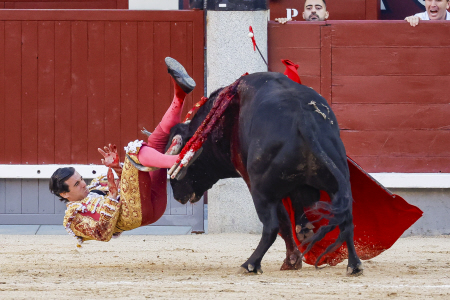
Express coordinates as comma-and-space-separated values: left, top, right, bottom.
128, 0, 178, 10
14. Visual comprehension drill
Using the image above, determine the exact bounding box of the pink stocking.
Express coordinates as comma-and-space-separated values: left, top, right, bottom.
137, 145, 179, 169
159, 77, 188, 134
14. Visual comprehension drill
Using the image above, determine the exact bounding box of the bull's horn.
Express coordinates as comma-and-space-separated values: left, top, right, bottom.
166, 135, 183, 155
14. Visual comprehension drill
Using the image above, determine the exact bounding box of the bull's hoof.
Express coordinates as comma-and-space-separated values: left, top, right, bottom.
346, 263, 364, 276
238, 264, 263, 275
280, 252, 302, 270
296, 222, 315, 242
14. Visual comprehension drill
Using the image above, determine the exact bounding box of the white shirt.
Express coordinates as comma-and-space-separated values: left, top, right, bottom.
414, 10, 450, 20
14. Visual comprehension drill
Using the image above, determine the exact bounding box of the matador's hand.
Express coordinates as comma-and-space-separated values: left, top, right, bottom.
107, 168, 118, 199
98, 144, 120, 168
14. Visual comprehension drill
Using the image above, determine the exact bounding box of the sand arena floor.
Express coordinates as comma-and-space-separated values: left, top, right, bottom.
0, 233, 449, 299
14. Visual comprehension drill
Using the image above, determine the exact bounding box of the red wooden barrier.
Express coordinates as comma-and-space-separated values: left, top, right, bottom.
269, 20, 450, 173
0, 0, 128, 9
0, 10, 204, 165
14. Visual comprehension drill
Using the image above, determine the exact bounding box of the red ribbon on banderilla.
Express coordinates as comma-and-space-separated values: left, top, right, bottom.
168, 79, 242, 179
248, 26, 269, 68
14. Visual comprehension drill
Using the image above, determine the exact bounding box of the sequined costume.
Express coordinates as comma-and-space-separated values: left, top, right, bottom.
63, 138, 170, 245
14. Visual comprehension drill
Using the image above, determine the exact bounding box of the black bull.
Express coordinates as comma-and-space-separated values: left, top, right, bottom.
167, 72, 363, 276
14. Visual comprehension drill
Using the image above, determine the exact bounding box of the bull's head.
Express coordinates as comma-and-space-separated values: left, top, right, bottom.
166, 91, 241, 205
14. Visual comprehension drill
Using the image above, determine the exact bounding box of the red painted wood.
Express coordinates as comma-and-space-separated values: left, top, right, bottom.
320, 25, 331, 103
136, 21, 154, 150
331, 21, 450, 47
54, 21, 72, 164
2, 0, 122, 9
332, 47, 450, 76
365, 0, 380, 20
185, 21, 194, 111
348, 156, 450, 173
4, 21, 22, 164
332, 76, 450, 105
37, 21, 55, 164
0, 10, 202, 21
120, 21, 138, 158
87, 21, 105, 164
192, 12, 204, 100
116, 0, 127, 9
21, 21, 38, 164
334, 104, 450, 131
153, 22, 172, 130
0, 22, 4, 163
71, 21, 88, 164
104, 21, 122, 158
11, 1, 117, 9
341, 130, 450, 157
170, 21, 190, 115
0, 10, 204, 165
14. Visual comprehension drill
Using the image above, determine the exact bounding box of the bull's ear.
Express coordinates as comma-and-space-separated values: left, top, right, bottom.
165, 134, 183, 155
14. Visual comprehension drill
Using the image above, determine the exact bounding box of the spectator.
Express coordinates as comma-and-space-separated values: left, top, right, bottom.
405, 0, 449, 27
275, 0, 329, 24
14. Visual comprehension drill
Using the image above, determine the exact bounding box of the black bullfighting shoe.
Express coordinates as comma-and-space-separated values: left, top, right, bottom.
165, 57, 196, 94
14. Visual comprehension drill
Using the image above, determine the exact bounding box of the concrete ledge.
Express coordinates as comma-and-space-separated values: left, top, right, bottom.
2, 165, 449, 188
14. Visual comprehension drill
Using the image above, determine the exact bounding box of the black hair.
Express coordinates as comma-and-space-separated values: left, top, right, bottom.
49, 167, 75, 203
305, 0, 326, 6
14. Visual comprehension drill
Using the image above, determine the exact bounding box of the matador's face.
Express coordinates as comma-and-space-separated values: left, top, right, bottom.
60, 171, 89, 202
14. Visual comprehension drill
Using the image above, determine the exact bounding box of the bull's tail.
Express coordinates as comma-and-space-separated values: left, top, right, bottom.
301, 151, 354, 267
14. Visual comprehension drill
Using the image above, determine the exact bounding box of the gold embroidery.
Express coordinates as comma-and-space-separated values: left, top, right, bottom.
116, 156, 143, 230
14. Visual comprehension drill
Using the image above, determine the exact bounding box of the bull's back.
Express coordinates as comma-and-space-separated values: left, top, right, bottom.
236, 72, 347, 191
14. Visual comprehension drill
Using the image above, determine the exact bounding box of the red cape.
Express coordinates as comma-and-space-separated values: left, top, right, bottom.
283, 157, 423, 266
280, 59, 423, 265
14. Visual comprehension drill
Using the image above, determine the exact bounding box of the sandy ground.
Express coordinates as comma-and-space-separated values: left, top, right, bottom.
0, 234, 449, 299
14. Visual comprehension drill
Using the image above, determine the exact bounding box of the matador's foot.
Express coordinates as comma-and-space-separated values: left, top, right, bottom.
296, 222, 315, 242
165, 57, 196, 94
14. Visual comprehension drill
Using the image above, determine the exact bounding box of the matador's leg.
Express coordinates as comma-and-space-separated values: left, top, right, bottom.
137, 57, 196, 167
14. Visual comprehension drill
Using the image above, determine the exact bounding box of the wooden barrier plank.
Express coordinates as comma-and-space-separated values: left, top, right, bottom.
71, 21, 88, 164
38, 178, 54, 214
0, 9, 204, 22
332, 47, 450, 76
326, 0, 366, 20
170, 21, 189, 114
192, 14, 204, 100
21, 179, 38, 213
11, 1, 118, 9
37, 21, 55, 164
5, 179, 21, 213
54, 21, 72, 164
0, 179, 5, 213
104, 21, 122, 157
341, 130, 450, 157
4, 21, 22, 164
153, 22, 171, 129
185, 21, 194, 110
268, 22, 322, 48
334, 104, 450, 131
349, 156, 450, 173
0, 22, 4, 163
87, 21, 105, 163
137, 21, 154, 145
320, 24, 332, 102
21, 21, 38, 164
331, 21, 450, 47
332, 75, 450, 104
269, 48, 321, 76
120, 21, 138, 153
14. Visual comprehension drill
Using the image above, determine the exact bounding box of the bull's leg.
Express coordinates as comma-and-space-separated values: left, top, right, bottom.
277, 201, 302, 271
339, 213, 364, 276
240, 191, 279, 274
